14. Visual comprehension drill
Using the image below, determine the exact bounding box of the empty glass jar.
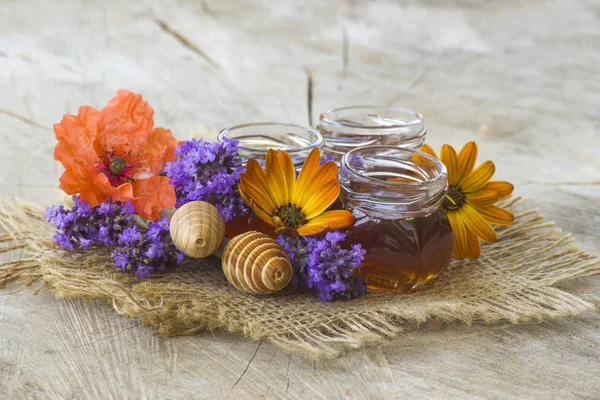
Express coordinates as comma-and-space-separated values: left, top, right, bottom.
318, 106, 427, 161
339, 145, 454, 293
218, 122, 323, 238
218, 122, 323, 167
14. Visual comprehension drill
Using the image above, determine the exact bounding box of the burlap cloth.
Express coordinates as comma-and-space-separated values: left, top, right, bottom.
1, 197, 599, 359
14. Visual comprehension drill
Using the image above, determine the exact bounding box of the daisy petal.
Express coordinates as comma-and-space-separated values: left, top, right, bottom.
238, 177, 276, 214
266, 150, 288, 205
296, 223, 328, 236
483, 181, 514, 199
296, 162, 338, 208
477, 205, 514, 226
440, 144, 460, 186
246, 158, 278, 206
459, 203, 498, 242
447, 210, 468, 260
466, 230, 481, 260
457, 142, 478, 182
465, 189, 501, 207
302, 179, 341, 219
419, 144, 438, 159
246, 158, 268, 187
238, 186, 275, 227
294, 148, 320, 204
298, 210, 355, 236
277, 150, 296, 204
461, 160, 496, 193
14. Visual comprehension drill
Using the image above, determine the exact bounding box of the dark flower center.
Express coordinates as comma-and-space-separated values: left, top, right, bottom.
109, 156, 127, 175
443, 185, 466, 210
275, 203, 306, 228
97, 148, 141, 187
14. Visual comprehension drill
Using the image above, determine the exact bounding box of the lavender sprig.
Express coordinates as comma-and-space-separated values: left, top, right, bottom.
164, 137, 248, 222
278, 231, 367, 301
112, 216, 185, 279
45, 196, 135, 251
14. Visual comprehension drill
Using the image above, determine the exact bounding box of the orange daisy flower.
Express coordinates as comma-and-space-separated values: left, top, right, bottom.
421, 142, 514, 260
54, 89, 178, 220
238, 148, 355, 236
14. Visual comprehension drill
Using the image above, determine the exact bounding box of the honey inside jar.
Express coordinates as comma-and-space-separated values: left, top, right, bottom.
339, 146, 454, 293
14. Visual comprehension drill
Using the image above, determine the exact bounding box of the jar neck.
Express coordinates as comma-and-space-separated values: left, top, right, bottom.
218, 122, 323, 167
339, 146, 448, 219
318, 106, 427, 158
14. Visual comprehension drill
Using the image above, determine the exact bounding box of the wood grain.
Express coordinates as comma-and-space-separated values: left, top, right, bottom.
1, 0, 599, 398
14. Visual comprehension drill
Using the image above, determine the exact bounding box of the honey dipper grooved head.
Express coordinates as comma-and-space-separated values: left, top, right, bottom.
169, 201, 225, 258
221, 231, 293, 295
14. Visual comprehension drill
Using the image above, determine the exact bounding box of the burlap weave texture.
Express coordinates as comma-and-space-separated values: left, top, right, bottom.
1, 197, 599, 359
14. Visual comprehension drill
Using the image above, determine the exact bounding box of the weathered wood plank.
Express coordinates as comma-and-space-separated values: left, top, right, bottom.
1, 0, 599, 398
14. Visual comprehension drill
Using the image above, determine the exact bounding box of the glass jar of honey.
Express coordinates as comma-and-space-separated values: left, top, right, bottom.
318, 106, 427, 161
218, 122, 323, 238
339, 146, 454, 293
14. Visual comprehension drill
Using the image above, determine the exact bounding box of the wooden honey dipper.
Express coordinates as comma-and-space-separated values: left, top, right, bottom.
167, 201, 293, 295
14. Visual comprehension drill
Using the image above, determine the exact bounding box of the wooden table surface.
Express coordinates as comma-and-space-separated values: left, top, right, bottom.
2, 0, 599, 398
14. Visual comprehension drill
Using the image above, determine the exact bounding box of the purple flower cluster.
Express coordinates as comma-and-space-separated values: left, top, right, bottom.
112, 216, 185, 279
278, 231, 367, 301
45, 196, 135, 251
164, 137, 248, 222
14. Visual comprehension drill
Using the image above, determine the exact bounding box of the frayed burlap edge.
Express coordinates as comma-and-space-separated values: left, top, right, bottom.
1, 197, 599, 359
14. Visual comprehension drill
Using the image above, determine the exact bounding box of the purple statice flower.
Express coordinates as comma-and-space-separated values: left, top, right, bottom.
278, 231, 367, 301
45, 196, 135, 251
112, 216, 185, 279
164, 137, 248, 222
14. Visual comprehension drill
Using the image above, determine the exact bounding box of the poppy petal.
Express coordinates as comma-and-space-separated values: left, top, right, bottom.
447, 210, 468, 260
477, 205, 514, 226
465, 189, 501, 207
130, 175, 176, 220
457, 142, 478, 182
440, 144, 460, 185
483, 181, 514, 199
302, 179, 341, 219
294, 148, 321, 204
466, 230, 481, 260
461, 161, 496, 193
459, 203, 498, 242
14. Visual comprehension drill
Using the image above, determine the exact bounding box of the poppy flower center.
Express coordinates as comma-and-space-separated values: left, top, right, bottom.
443, 185, 466, 210
109, 156, 127, 175
275, 203, 306, 229
97, 150, 140, 187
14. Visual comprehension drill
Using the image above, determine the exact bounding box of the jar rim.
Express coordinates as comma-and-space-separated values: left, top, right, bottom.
319, 106, 424, 130
218, 122, 324, 154
339, 145, 448, 218
341, 145, 447, 188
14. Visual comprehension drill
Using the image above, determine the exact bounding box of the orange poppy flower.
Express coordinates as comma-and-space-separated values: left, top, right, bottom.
53, 89, 178, 220
238, 148, 355, 236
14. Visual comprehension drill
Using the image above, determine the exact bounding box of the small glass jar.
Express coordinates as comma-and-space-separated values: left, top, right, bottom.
218, 123, 323, 239
339, 145, 454, 293
218, 122, 323, 167
318, 106, 426, 161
